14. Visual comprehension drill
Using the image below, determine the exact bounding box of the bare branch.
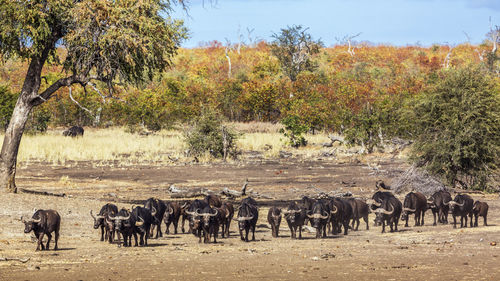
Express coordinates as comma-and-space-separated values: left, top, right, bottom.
224, 38, 232, 78
68, 87, 93, 116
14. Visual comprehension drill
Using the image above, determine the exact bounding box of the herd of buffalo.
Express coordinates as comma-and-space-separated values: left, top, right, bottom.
20, 182, 490, 251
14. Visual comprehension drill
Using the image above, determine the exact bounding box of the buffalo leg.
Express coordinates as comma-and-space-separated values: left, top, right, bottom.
37, 232, 45, 251
54, 230, 59, 250
173, 219, 179, 234
453, 215, 457, 228
181, 216, 186, 233
421, 211, 425, 226
404, 215, 409, 227
45, 233, 52, 250
133, 233, 138, 246
343, 220, 349, 235
474, 214, 478, 227
484, 215, 488, 226
355, 218, 360, 231
432, 210, 437, 226
363, 215, 369, 230
251, 225, 256, 241
165, 221, 171, 234
100, 225, 105, 241
414, 212, 419, 226
469, 213, 473, 228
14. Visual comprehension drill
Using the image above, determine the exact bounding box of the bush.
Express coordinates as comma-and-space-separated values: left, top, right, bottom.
184, 108, 240, 159
279, 115, 308, 148
408, 66, 500, 190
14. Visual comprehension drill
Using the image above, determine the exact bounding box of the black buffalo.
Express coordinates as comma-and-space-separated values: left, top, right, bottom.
22, 209, 61, 251
185, 199, 209, 238
307, 201, 330, 238
131, 206, 155, 246
267, 206, 282, 238
204, 194, 222, 208
329, 198, 353, 235
347, 198, 369, 231
237, 198, 258, 242
373, 197, 402, 233
428, 190, 452, 225
199, 206, 220, 243
401, 192, 428, 227
90, 203, 118, 242
63, 126, 84, 137
449, 194, 474, 228
472, 201, 489, 227
218, 202, 234, 238
144, 198, 166, 238
163, 201, 182, 234
368, 190, 396, 226
283, 202, 307, 239
112, 208, 137, 247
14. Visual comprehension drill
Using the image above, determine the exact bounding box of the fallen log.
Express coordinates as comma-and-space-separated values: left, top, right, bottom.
19, 188, 66, 198
0, 257, 30, 263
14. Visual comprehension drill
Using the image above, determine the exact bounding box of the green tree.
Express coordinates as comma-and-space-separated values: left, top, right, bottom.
408, 67, 500, 190
270, 25, 322, 81
0, 0, 187, 192
0, 85, 17, 131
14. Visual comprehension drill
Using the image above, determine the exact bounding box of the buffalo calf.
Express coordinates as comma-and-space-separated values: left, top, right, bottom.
472, 201, 489, 227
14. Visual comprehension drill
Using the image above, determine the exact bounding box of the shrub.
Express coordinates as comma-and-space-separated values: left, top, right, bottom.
279, 115, 308, 148
184, 108, 240, 159
408, 66, 500, 190
0, 85, 17, 131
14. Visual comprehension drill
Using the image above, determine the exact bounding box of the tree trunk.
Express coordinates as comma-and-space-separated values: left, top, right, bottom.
0, 98, 33, 193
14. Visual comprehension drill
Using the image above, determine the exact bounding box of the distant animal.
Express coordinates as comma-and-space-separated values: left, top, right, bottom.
283, 202, 307, 239
472, 201, 489, 227
449, 194, 474, 228
63, 126, 84, 137
90, 203, 118, 243
267, 207, 282, 238
237, 197, 259, 242
111, 208, 137, 247
21, 209, 61, 251
376, 180, 391, 190
144, 198, 166, 238
428, 190, 452, 225
163, 201, 182, 234
373, 196, 402, 233
401, 192, 428, 227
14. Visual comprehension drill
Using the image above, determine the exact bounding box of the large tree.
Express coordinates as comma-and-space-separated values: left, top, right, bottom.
270, 25, 322, 82
0, 0, 187, 193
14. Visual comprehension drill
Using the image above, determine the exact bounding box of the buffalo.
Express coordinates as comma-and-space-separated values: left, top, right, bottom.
401, 192, 428, 227
204, 194, 222, 208
329, 198, 352, 235
131, 206, 155, 246
144, 198, 166, 238
472, 201, 489, 227
449, 194, 474, 228
163, 201, 182, 234
237, 197, 259, 242
219, 202, 234, 238
63, 126, 84, 137
185, 199, 209, 238
347, 198, 369, 231
90, 203, 118, 242
112, 208, 137, 247
307, 201, 330, 238
267, 207, 282, 238
22, 209, 61, 251
199, 206, 220, 243
283, 202, 307, 239
428, 190, 452, 225
373, 197, 402, 233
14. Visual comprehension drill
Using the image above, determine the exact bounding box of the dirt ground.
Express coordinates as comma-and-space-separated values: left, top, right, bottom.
1, 156, 499, 280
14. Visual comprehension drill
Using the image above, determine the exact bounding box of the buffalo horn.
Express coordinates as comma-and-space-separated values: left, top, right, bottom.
330, 205, 338, 214
168, 206, 174, 215
403, 207, 416, 212
135, 216, 144, 226
237, 215, 254, 221
151, 207, 157, 216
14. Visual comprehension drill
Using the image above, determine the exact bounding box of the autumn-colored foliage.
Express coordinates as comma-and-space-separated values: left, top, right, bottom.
0, 41, 496, 134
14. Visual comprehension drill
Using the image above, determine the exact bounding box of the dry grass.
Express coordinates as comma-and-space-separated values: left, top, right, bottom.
0, 127, 334, 165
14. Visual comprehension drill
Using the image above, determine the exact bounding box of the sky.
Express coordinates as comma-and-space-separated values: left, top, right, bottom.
170, 0, 500, 48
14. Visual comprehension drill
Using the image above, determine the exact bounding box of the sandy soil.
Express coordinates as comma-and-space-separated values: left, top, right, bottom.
1, 156, 499, 280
